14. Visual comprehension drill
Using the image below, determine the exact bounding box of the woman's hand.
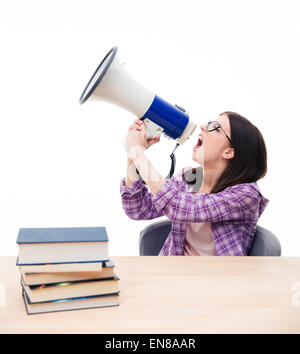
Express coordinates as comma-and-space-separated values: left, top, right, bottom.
126, 119, 160, 160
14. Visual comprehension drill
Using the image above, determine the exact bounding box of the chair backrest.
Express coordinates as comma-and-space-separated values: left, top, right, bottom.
139, 220, 281, 256
139, 220, 171, 256
248, 225, 281, 256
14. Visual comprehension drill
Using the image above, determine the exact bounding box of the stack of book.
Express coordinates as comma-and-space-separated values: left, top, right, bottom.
16, 226, 120, 314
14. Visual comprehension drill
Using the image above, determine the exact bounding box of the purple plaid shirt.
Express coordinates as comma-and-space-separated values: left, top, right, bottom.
120, 167, 269, 256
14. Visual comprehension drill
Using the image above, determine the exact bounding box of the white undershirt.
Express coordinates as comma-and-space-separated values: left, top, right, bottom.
183, 221, 216, 256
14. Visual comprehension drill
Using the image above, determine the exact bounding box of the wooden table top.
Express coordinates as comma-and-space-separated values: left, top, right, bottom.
0, 256, 300, 333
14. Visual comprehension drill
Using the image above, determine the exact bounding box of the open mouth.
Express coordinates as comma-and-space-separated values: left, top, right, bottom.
193, 136, 203, 152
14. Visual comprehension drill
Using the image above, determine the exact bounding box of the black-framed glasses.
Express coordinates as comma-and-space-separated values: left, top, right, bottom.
206, 121, 234, 148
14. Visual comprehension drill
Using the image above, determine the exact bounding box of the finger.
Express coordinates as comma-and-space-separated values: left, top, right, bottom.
133, 122, 142, 128
147, 134, 161, 146
140, 123, 147, 136
134, 119, 143, 125
129, 123, 139, 129
147, 140, 155, 146
147, 137, 157, 145
129, 124, 142, 131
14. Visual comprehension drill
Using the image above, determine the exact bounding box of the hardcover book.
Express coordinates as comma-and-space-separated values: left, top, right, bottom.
17, 259, 105, 273
22, 276, 119, 303
22, 290, 119, 315
21, 260, 115, 286
17, 227, 109, 264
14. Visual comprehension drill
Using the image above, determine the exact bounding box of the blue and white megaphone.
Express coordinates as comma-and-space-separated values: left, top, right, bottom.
79, 47, 197, 178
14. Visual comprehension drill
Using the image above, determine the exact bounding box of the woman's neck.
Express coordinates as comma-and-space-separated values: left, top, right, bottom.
198, 162, 226, 193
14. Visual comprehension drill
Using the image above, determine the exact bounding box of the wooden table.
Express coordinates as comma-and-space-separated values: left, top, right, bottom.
0, 256, 300, 333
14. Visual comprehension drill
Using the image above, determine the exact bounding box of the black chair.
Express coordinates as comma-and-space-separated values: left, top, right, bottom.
139, 219, 281, 256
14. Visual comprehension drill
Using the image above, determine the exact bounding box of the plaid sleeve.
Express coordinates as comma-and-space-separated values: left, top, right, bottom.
153, 181, 260, 224
120, 178, 165, 220
120, 168, 187, 221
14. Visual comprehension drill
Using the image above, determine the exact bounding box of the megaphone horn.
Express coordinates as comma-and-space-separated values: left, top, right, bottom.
79, 47, 197, 145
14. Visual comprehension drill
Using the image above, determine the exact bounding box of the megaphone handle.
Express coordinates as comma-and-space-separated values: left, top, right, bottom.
135, 143, 178, 184
143, 119, 164, 140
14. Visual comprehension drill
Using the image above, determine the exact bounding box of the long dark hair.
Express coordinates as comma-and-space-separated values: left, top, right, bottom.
183, 111, 268, 194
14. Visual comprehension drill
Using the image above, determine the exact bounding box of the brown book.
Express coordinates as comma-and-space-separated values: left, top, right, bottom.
17, 260, 104, 274
21, 260, 115, 285
22, 276, 119, 303
22, 290, 119, 315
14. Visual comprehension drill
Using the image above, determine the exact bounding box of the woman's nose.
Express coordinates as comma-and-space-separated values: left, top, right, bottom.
200, 123, 206, 133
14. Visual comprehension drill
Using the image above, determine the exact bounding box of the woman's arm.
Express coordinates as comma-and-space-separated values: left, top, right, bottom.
120, 119, 164, 220
121, 154, 165, 221
132, 149, 261, 224
133, 152, 165, 196
126, 121, 165, 196
151, 179, 261, 224
125, 155, 139, 188
120, 176, 165, 220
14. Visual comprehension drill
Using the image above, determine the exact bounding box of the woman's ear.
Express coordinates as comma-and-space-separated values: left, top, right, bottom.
223, 147, 234, 160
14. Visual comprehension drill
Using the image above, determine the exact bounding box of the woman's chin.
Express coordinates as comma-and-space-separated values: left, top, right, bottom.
192, 147, 204, 165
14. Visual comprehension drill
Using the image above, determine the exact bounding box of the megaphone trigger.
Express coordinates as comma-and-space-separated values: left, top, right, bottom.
175, 104, 186, 113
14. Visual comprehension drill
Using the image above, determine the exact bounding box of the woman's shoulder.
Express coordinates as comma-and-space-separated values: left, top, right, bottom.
225, 181, 261, 195
225, 182, 269, 217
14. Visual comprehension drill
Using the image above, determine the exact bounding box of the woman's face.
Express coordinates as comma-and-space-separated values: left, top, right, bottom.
192, 113, 234, 166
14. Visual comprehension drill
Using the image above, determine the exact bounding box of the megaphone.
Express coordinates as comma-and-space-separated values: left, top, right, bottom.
79, 47, 197, 145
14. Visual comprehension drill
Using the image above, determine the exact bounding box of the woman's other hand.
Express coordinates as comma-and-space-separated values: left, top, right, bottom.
126, 119, 160, 160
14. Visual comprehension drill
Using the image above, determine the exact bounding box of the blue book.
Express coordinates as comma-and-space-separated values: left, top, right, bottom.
17, 227, 109, 264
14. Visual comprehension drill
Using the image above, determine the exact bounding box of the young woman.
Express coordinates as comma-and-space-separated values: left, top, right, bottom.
120, 112, 269, 256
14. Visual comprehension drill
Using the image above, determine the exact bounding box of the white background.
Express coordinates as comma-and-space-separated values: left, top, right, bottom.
0, 0, 299, 256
